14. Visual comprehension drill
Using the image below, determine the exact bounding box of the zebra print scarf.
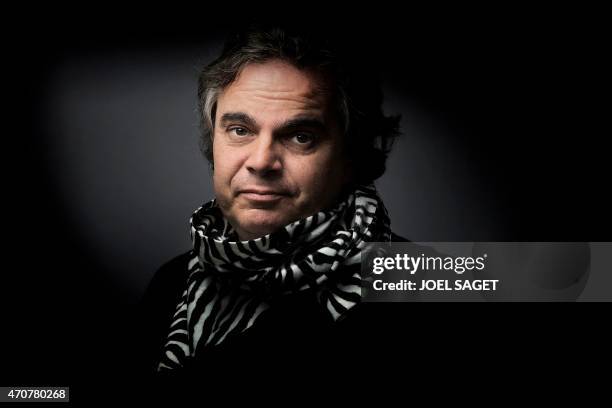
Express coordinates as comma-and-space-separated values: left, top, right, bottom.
157, 184, 391, 371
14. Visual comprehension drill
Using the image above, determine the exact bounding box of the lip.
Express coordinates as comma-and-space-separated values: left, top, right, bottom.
239, 189, 290, 203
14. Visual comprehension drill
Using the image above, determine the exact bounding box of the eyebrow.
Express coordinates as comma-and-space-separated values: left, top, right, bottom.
220, 112, 258, 130
219, 112, 328, 134
280, 116, 327, 133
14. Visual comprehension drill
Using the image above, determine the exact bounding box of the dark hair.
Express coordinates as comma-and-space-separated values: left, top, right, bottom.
197, 23, 401, 185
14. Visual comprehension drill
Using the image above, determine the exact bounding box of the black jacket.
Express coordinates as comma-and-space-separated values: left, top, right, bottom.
134, 233, 413, 391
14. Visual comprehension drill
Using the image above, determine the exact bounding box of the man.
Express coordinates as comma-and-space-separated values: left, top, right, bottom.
138, 24, 407, 385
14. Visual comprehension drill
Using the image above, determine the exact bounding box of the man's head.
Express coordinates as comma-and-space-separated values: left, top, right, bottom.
198, 25, 400, 240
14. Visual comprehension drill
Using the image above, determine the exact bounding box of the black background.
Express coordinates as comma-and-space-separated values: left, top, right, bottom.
2, 6, 609, 402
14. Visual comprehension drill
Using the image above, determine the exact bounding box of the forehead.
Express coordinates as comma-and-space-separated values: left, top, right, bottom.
217, 60, 331, 117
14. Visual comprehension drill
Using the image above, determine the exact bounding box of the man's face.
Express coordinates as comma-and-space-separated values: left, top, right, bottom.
212, 59, 351, 240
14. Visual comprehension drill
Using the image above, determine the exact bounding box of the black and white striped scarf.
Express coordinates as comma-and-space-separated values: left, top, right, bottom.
157, 184, 392, 371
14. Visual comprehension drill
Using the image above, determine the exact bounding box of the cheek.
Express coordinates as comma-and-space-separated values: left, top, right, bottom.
212, 139, 239, 192
290, 149, 342, 193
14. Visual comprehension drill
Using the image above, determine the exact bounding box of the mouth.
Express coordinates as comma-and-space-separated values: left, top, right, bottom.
238, 189, 290, 203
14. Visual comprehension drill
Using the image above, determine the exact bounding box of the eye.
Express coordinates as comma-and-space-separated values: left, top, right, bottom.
292, 133, 315, 145
229, 126, 250, 137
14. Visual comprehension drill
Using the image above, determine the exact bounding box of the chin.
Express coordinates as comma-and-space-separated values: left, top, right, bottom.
236, 210, 290, 239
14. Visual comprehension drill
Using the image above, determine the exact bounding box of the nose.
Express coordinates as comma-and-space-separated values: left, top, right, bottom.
245, 132, 282, 176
